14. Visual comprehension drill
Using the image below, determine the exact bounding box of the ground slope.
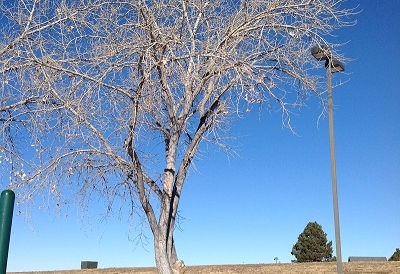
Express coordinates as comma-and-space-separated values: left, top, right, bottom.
10, 262, 400, 274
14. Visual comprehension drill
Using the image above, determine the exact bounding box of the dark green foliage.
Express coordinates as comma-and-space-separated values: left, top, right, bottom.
291, 222, 333, 262
389, 248, 400, 261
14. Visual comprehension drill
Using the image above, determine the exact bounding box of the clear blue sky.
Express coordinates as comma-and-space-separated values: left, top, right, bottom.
6, 1, 400, 271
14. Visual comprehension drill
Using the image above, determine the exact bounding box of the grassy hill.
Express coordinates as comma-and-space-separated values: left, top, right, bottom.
9, 261, 400, 274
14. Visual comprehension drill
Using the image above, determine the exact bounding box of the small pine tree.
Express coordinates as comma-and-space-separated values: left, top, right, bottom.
389, 248, 400, 261
291, 222, 333, 262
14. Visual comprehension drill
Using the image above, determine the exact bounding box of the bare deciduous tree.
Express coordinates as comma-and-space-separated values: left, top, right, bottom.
0, 1, 356, 273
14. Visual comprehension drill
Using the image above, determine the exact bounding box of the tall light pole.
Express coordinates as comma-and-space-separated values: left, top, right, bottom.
311, 46, 344, 274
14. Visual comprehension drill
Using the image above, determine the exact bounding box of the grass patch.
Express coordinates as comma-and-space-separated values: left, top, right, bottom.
10, 261, 400, 274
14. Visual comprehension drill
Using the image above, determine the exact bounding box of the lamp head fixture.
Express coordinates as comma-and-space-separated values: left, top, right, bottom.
311, 45, 345, 73
311, 45, 331, 61
325, 59, 345, 73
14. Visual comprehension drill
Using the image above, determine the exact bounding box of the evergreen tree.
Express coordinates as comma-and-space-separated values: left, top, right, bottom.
291, 222, 333, 262
389, 248, 400, 261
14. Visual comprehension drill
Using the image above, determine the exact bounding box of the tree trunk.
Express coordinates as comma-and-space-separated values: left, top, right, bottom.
154, 239, 172, 274
153, 194, 178, 274
170, 237, 178, 264
153, 227, 178, 274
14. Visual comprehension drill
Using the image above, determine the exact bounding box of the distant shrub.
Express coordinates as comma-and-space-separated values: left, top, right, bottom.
291, 222, 333, 262
389, 248, 400, 261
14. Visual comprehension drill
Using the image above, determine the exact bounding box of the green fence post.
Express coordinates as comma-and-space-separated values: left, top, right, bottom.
0, 190, 15, 274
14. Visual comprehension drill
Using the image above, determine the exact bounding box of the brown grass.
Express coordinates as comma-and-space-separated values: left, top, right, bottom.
9, 262, 400, 274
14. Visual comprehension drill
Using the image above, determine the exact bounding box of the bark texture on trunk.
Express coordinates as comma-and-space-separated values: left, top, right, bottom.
154, 236, 173, 274
153, 226, 179, 274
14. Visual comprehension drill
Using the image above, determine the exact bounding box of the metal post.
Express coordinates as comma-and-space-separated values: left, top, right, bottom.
0, 190, 15, 274
326, 65, 343, 274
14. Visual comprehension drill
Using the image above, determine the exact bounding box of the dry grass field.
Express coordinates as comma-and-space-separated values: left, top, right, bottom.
9, 262, 400, 274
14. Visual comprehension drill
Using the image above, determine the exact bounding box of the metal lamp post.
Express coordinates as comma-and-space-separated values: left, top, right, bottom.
311, 46, 344, 274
